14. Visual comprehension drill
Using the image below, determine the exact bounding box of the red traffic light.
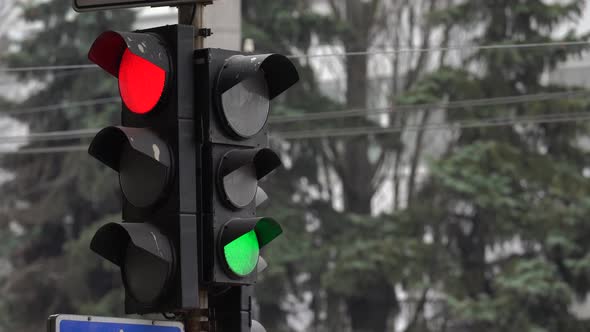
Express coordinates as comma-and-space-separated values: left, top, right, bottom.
119, 49, 166, 114
88, 31, 170, 114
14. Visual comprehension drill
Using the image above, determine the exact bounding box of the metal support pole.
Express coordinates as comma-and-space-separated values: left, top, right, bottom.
184, 309, 201, 332
209, 286, 253, 332
183, 289, 209, 332
178, 4, 213, 329
178, 1, 212, 49
200, 289, 209, 331
178, 3, 213, 331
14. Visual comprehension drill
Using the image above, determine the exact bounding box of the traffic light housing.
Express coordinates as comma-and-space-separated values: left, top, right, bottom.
85, 22, 299, 318
195, 49, 299, 286
86, 25, 199, 314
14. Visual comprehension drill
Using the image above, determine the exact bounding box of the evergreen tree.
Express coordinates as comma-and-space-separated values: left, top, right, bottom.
244, 1, 444, 331
247, 0, 590, 331
2, 1, 587, 331
402, 0, 590, 330
0, 1, 133, 331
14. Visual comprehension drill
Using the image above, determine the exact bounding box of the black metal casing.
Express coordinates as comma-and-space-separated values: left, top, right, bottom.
195, 48, 266, 286
194, 48, 299, 287
89, 27, 298, 318
124, 24, 200, 314
89, 25, 200, 314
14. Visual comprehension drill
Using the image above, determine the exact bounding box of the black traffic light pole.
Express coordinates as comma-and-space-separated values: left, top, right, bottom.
209, 286, 255, 332
178, 0, 212, 49
178, 3, 210, 332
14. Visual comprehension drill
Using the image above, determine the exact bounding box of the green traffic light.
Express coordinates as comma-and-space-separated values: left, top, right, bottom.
223, 229, 260, 276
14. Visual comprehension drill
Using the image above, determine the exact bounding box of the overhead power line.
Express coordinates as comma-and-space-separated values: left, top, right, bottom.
0, 145, 88, 155
1, 97, 119, 116
270, 90, 590, 124
3, 90, 585, 119
1, 111, 590, 153
277, 111, 590, 140
1, 40, 588, 73
0, 90, 588, 144
287, 40, 590, 59
0, 64, 97, 73
0, 128, 98, 144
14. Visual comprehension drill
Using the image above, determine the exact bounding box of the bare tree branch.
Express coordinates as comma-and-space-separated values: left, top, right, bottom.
404, 0, 436, 90
407, 110, 431, 204
403, 288, 431, 332
371, 150, 392, 190
328, 0, 342, 21
319, 148, 337, 202
0, 0, 17, 42
438, 0, 454, 67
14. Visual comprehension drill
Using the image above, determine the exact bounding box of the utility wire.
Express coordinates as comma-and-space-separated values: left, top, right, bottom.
287, 40, 590, 59
0, 90, 588, 144
2, 111, 590, 153
2, 90, 585, 118
0, 128, 98, 144
0, 64, 97, 73
1, 40, 588, 72
277, 111, 590, 140
1, 97, 119, 116
0, 145, 88, 155
269, 90, 590, 124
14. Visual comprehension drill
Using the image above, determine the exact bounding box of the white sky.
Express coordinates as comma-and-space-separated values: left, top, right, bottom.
581, 7, 590, 32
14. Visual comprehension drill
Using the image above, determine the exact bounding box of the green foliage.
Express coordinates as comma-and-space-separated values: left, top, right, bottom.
396, 1, 590, 330
250, 0, 590, 330
61, 218, 124, 316
0, 1, 133, 331
0, 217, 124, 332
2, 1, 590, 332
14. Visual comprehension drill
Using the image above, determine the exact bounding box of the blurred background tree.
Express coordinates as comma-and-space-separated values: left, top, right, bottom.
2, 0, 590, 332
406, 1, 590, 331
0, 1, 132, 331
248, 0, 590, 331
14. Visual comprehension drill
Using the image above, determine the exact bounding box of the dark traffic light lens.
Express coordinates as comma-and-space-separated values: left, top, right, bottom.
123, 243, 170, 304
222, 164, 258, 208
119, 143, 170, 208
119, 48, 166, 114
220, 73, 270, 138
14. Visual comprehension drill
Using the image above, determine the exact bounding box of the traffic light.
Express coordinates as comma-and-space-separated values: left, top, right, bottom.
86, 25, 199, 314
194, 49, 299, 286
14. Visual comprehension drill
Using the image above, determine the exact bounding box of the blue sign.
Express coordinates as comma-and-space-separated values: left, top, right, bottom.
48, 315, 184, 332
